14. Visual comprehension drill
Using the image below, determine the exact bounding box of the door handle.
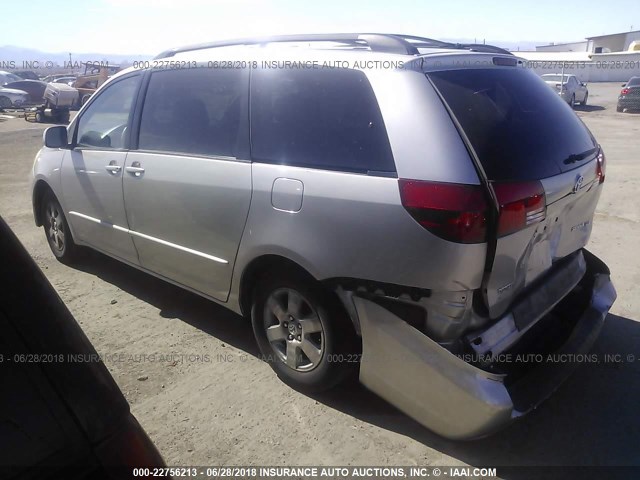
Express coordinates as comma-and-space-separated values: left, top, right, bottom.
125, 161, 145, 177
105, 161, 122, 174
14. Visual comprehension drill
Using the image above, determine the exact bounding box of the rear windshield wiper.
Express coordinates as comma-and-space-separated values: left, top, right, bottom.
563, 147, 598, 165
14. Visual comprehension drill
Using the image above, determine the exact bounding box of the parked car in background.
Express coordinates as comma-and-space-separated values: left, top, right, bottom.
42, 73, 78, 83
13, 70, 40, 80
4, 79, 48, 104
541, 73, 588, 108
617, 76, 640, 112
0, 86, 29, 108
0, 216, 165, 477
32, 34, 616, 440
53, 76, 79, 86
0, 70, 22, 86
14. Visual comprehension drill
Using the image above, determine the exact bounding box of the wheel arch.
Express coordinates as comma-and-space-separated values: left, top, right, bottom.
238, 254, 317, 318
33, 179, 55, 227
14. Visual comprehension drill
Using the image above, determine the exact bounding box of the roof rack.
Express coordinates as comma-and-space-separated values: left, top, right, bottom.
154, 33, 513, 59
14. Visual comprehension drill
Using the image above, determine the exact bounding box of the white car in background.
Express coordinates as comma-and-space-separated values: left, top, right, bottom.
0, 86, 29, 108
0, 70, 22, 86
541, 73, 588, 108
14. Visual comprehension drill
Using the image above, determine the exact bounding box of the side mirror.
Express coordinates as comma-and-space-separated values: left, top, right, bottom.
622, 83, 626, 87
43, 126, 68, 149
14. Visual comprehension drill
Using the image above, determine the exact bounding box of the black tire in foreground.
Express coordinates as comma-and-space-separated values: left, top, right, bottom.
251, 270, 360, 393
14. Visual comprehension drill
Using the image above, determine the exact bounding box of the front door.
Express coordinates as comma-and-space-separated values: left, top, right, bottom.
61, 74, 141, 264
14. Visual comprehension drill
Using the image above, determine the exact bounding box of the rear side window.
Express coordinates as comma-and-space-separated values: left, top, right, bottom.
138, 68, 244, 157
429, 68, 597, 181
251, 68, 395, 174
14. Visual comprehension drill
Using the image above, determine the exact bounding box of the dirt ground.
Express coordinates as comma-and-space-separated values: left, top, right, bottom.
1, 82, 639, 476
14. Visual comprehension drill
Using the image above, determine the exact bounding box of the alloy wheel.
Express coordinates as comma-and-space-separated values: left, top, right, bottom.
46, 201, 66, 253
263, 288, 325, 372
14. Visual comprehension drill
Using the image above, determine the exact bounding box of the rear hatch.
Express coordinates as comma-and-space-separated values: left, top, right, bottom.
542, 74, 568, 92
428, 66, 605, 318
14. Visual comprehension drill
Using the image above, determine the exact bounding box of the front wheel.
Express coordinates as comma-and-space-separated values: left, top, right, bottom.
582, 92, 588, 106
251, 271, 359, 393
570, 94, 576, 109
41, 191, 78, 263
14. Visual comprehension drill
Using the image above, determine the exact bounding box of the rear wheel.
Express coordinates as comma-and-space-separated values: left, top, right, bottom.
251, 271, 359, 393
41, 191, 78, 263
617, 105, 624, 113
570, 94, 576, 109
582, 92, 588, 106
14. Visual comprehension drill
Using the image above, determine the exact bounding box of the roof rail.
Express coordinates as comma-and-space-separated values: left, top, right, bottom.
154, 34, 421, 59
154, 33, 513, 59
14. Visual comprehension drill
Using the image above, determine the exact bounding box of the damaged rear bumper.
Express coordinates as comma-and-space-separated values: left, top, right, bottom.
355, 249, 616, 440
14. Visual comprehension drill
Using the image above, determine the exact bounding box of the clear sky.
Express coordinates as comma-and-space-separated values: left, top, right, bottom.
4, 0, 640, 55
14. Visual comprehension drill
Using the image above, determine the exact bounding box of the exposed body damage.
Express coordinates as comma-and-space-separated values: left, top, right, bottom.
338, 250, 615, 439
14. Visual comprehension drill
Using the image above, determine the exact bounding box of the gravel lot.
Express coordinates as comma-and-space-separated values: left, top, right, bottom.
1, 82, 639, 476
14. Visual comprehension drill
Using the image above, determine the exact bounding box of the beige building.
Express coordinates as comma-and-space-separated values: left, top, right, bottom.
522, 29, 640, 81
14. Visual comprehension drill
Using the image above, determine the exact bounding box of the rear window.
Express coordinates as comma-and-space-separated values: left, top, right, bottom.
429, 68, 597, 181
250, 68, 395, 174
628, 77, 640, 86
541, 75, 568, 82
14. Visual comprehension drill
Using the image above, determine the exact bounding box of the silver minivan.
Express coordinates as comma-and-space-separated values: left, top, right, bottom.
31, 34, 616, 439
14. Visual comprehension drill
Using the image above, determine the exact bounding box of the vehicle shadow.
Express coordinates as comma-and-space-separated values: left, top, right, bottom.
574, 105, 605, 112
72, 249, 261, 358
311, 313, 640, 477
72, 250, 639, 476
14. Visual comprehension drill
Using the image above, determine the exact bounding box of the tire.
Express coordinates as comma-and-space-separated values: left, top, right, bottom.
35, 111, 44, 123
56, 111, 70, 124
570, 94, 575, 109
617, 105, 624, 113
0, 96, 11, 108
251, 270, 359, 393
81, 94, 91, 105
41, 191, 78, 263
582, 92, 588, 106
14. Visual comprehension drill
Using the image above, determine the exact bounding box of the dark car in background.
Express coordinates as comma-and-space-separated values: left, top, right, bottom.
617, 76, 640, 112
4, 80, 48, 104
0, 216, 165, 478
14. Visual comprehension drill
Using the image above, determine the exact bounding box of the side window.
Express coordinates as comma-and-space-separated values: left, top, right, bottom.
76, 75, 140, 149
251, 68, 395, 174
138, 68, 244, 157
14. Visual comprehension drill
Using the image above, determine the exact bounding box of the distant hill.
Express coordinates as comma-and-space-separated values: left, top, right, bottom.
0, 45, 151, 74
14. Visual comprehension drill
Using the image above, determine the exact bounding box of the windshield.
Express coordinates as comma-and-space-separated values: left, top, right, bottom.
429, 68, 597, 181
0, 72, 22, 85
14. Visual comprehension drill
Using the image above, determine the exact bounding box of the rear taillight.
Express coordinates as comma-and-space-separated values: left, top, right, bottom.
492, 181, 546, 237
621, 88, 630, 95
398, 179, 488, 243
596, 149, 606, 184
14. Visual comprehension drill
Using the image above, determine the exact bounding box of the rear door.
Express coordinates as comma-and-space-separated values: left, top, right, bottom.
123, 66, 251, 302
429, 66, 603, 318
